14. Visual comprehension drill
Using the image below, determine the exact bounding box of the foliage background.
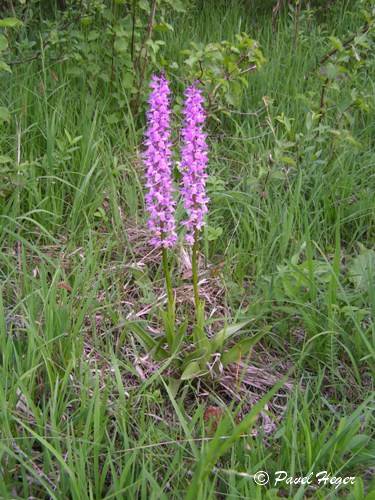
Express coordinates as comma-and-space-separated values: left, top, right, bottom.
0, 0, 374, 498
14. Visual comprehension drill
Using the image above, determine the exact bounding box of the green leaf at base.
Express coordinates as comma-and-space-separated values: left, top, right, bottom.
221, 328, 269, 367
180, 361, 206, 380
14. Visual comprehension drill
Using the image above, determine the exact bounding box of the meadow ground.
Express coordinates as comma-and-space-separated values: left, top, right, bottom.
0, 1, 374, 498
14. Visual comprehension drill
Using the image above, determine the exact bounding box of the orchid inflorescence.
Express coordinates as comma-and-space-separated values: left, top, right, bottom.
144, 74, 177, 249
144, 74, 209, 249
180, 83, 209, 246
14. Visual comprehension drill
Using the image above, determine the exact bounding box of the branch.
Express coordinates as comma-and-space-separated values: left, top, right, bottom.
319, 22, 371, 67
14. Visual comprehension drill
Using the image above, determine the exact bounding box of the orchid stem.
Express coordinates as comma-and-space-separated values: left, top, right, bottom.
162, 247, 175, 325
192, 231, 200, 314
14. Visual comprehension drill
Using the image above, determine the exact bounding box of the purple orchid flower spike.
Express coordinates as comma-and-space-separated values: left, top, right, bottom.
144, 74, 177, 249
180, 82, 209, 245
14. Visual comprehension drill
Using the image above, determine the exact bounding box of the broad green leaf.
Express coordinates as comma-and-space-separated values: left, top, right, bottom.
173, 318, 188, 352
280, 155, 296, 167
0, 60, 11, 73
328, 36, 344, 52
0, 17, 23, 28
192, 300, 210, 352
167, 376, 182, 398
122, 72, 134, 89
138, 0, 150, 13
80, 16, 92, 26
87, 31, 99, 42
181, 346, 209, 368
114, 37, 127, 53
221, 328, 269, 367
0, 155, 12, 163
212, 319, 252, 351
161, 378, 199, 459
154, 22, 174, 33
0, 34, 8, 51
342, 434, 370, 454
127, 321, 169, 360
349, 247, 375, 294
160, 308, 175, 350
164, 0, 186, 13
324, 62, 339, 80
180, 361, 206, 380
206, 225, 223, 241
0, 106, 10, 122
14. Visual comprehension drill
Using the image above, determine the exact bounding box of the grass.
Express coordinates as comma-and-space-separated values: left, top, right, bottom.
0, 1, 374, 498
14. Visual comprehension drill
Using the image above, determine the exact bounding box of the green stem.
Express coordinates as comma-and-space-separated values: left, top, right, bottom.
162, 248, 173, 307
191, 231, 208, 352
192, 230, 200, 313
162, 247, 175, 342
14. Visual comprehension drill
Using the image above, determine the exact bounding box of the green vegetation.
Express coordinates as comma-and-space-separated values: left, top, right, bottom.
0, 0, 374, 498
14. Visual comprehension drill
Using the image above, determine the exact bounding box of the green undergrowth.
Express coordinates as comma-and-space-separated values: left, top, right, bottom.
0, 0, 374, 498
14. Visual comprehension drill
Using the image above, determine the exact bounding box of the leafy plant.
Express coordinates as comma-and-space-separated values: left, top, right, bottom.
180, 33, 266, 118
316, 0, 375, 124
348, 245, 375, 295
127, 74, 267, 382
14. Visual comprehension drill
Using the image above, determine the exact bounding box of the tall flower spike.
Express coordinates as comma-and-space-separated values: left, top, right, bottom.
144, 74, 177, 248
180, 83, 209, 245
